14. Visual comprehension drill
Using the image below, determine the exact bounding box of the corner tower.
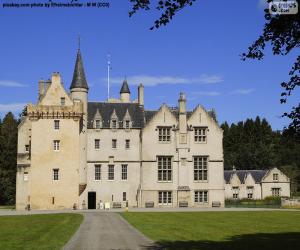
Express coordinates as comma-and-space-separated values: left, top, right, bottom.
120, 79, 131, 102
70, 49, 89, 204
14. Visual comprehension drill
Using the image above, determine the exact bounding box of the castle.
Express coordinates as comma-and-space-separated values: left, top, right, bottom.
16, 49, 225, 210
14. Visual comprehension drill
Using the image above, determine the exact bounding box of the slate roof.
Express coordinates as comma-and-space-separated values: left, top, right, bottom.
70, 50, 89, 90
120, 80, 130, 94
224, 170, 268, 184
88, 102, 144, 128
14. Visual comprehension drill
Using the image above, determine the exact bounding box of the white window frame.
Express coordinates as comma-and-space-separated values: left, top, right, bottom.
121, 164, 128, 180
193, 156, 208, 181
95, 164, 101, 180
124, 120, 130, 129
53, 140, 60, 151
247, 186, 254, 199
54, 120, 60, 130
232, 187, 239, 199
157, 156, 172, 182
273, 173, 279, 181
194, 127, 207, 143
123, 192, 127, 202
272, 188, 280, 197
111, 119, 117, 129
53, 169, 59, 181
158, 191, 172, 205
194, 190, 208, 203
108, 165, 114, 180
158, 127, 171, 142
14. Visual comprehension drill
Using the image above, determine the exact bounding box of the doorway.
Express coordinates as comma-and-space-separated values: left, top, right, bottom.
88, 192, 96, 209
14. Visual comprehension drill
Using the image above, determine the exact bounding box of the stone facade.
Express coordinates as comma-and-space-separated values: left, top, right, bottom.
16, 50, 225, 210
224, 167, 290, 200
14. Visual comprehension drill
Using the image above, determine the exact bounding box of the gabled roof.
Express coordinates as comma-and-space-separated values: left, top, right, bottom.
224, 170, 268, 184
120, 79, 130, 94
88, 102, 144, 128
70, 49, 89, 90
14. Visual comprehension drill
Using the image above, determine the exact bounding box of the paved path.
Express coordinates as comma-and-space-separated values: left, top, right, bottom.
64, 212, 156, 250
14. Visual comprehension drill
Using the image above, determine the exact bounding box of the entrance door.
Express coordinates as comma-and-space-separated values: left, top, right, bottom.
88, 192, 96, 209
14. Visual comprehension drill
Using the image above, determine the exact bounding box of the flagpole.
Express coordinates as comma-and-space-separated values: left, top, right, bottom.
107, 54, 111, 100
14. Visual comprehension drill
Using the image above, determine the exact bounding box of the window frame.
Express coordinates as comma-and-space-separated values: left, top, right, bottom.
157, 156, 172, 182
95, 119, 101, 129
23, 172, 28, 181
232, 186, 239, 199
53, 168, 59, 181
158, 127, 171, 143
193, 156, 208, 182
111, 119, 117, 129
94, 139, 100, 150
158, 191, 172, 205
54, 120, 60, 130
123, 192, 127, 202
194, 190, 208, 204
53, 140, 60, 151
108, 165, 114, 181
125, 139, 130, 149
112, 139, 117, 149
95, 164, 101, 181
272, 188, 280, 197
121, 164, 128, 180
194, 127, 207, 143
273, 173, 279, 181
60, 97, 65, 106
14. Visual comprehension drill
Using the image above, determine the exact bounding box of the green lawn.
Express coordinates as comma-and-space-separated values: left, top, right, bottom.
0, 213, 83, 250
122, 211, 300, 250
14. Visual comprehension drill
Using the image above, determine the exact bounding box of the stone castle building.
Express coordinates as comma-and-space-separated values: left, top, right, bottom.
16, 49, 225, 210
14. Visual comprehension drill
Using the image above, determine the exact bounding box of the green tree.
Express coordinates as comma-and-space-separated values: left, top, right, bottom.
0, 112, 18, 205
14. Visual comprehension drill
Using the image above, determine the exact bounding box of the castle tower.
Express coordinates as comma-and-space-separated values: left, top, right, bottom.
120, 79, 130, 102
70, 49, 89, 199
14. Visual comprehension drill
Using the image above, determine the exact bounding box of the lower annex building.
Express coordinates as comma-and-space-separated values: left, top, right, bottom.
16, 49, 225, 210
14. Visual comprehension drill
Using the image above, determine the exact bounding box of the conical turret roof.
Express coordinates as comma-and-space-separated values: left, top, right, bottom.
120, 79, 130, 94
70, 49, 89, 90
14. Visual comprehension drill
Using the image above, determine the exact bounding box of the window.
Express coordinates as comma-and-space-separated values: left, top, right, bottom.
108, 165, 114, 180
232, 187, 239, 199
123, 192, 127, 202
194, 127, 207, 142
122, 165, 128, 180
94, 139, 100, 149
24, 172, 28, 181
158, 191, 172, 205
272, 188, 280, 197
194, 190, 208, 203
25, 145, 29, 152
125, 120, 130, 129
52, 197, 55, 205
53, 140, 60, 151
60, 97, 65, 106
112, 139, 117, 149
273, 173, 279, 181
158, 127, 171, 142
247, 186, 253, 199
95, 120, 101, 129
95, 165, 101, 180
194, 156, 208, 181
53, 169, 59, 181
125, 139, 130, 149
158, 156, 172, 181
111, 119, 117, 129
54, 120, 60, 130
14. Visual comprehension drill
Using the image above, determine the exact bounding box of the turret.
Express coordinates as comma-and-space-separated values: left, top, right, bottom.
120, 79, 130, 103
138, 84, 144, 106
70, 49, 89, 201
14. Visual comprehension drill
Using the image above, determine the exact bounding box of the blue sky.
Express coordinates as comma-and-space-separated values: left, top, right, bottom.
0, 0, 299, 130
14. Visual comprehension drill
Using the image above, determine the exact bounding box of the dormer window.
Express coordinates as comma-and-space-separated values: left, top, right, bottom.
95, 120, 101, 129
125, 120, 130, 129
60, 97, 65, 106
273, 173, 279, 181
111, 119, 117, 129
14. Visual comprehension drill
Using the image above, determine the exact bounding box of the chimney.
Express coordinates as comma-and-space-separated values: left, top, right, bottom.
38, 79, 45, 101
138, 84, 144, 106
45, 79, 51, 92
178, 92, 187, 134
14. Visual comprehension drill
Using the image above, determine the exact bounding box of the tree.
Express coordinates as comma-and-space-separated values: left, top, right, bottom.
0, 112, 18, 205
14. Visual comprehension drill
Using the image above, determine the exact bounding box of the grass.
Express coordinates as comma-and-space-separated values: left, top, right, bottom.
122, 211, 300, 250
0, 213, 83, 250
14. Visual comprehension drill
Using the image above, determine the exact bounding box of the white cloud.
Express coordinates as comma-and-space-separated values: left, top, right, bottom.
0, 80, 28, 87
191, 91, 221, 96
0, 103, 27, 112
106, 74, 223, 86
230, 88, 255, 95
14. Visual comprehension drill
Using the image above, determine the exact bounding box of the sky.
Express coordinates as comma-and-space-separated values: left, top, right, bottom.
0, 0, 299, 130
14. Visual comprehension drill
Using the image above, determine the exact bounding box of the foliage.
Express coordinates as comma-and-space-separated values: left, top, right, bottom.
242, 0, 300, 135
0, 213, 83, 250
0, 112, 18, 205
123, 212, 300, 250
129, 0, 196, 30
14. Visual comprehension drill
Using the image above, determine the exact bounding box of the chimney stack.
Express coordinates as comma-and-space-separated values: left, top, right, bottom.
138, 84, 144, 106
45, 79, 51, 92
38, 79, 45, 101
178, 92, 187, 135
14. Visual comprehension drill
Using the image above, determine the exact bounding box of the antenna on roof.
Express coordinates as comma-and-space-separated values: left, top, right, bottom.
107, 53, 111, 100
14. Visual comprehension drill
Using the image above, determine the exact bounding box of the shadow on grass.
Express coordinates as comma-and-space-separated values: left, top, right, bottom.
142, 232, 300, 250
